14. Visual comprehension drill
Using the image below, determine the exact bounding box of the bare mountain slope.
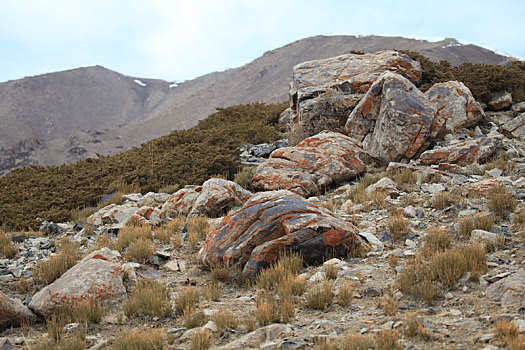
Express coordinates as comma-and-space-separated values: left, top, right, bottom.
0, 35, 508, 174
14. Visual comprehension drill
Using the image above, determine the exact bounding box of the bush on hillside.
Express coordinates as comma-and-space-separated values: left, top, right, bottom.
397, 50, 525, 103
0, 102, 286, 230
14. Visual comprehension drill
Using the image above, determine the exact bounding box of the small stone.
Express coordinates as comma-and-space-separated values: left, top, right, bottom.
358, 232, 384, 252
63, 323, 80, 333
405, 239, 417, 248
360, 327, 368, 334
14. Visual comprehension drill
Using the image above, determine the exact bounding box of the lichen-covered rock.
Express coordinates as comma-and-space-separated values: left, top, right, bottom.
189, 178, 252, 217
425, 81, 485, 133
366, 177, 398, 195
199, 190, 369, 279
217, 324, 292, 350
513, 102, 525, 115
87, 202, 139, 226
128, 206, 167, 226
418, 137, 501, 167
28, 248, 128, 318
500, 113, 525, 139
488, 91, 513, 111
345, 72, 437, 163
252, 132, 367, 197
289, 50, 421, 128
0, 291, 38, 331
161, 179, 252, 218
486, 271, 525, 309
161, 186, 202, 218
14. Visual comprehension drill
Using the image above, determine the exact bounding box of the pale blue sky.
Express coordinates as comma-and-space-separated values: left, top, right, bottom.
0, 0, 523, 83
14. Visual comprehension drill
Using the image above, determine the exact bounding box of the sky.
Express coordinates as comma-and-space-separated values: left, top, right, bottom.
1, 0, 524, 83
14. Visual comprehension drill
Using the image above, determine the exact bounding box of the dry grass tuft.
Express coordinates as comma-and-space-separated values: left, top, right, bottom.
190, 329, 214, 350
374, 330, 401, 350
254, 292, 280, 325
389, 168, 417, 186
0, 230, 18, 258
387, 214, 410, 240
458, 213, 495, 238
116, 225, 152, 251
124, 279, 172, 317
431, 191, 454, 209
210, 266, 231, 283
123, 238, 154, 262
174, 286, 200, 315
422, 227, 451, 256
112, 328, 167, 350
487, 183, 517, 219
404, 313, 431, 340
306, 281, 334, 310
212, 310, 238, 334
256, 251, 303, 290
234, 166, 255, 190
378, 293, 399, 316
33, 238, 80, 285
280, 297, 295, 323
182, 307, 208, 329
494, 319, 520, 347
204, 283, 223, 301
188, 217, 209, 248
65, 298, 106, 324
337, 281, 354, 307
323, 263, 339, 280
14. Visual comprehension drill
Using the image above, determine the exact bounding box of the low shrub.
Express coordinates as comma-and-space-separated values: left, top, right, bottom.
113, 328, 167, 350
174, 286, 200, 315
124, 279, 172, 317
306, 281, 334, 310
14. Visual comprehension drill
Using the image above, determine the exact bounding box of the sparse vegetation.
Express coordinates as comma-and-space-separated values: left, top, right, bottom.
112, 328, 168, 350
174, 286, 200, 315
190, 329, 214, 350
404, 313, 431, 340
0, 103, 286, 230
187, 216, 209, 248
323, 263, 339, 280
182, 307, 208, 329
306, 281, 334, 310
0, 230, 18, 258
234, 166, 255, 190
212, 310, 238, 334
33, 237, 81, 285
387, 214, 410, 240
458, 213, 495, 238
337, 281, 354, 307
123, 238, 154, 262
124, 279, 172, 317
254, 291, 280, 325
487, 183, 517, 219
203, 283, 223, 301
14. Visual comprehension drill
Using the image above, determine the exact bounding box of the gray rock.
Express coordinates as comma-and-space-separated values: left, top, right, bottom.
358, 232, 384, 252
488, 91, 513, 111
470, 230, 501, 246
500, 113, 525, 139
0, 291, 38, 331
486, 271, 525, 308
513, 102, 525, 115
421, 183, 446, 194
217, 324, 292, 350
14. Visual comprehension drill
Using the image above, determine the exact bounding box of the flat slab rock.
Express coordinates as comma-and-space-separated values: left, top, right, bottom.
345, 71, 437, 163
252, 131, 367, 197
199, 190, 369, 279
28, 248, 129, 318
0, 291, 38, 331
161, 178, 252, 218
216, 324, 292, 350
500, 113, 525, 139
486, 271, 525, 309
418, 136, 501, 167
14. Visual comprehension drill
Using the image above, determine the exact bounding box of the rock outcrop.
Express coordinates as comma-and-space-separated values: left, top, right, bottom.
28, 248, 128, 318
252, 132, 367, 197
500, 113, 525, 139
425, 81, 485, 133
162, 178, 252, 218
0, 291, 38, 331
486, 271, 525, 309
488, 91, 513, 111
289, 50, 421, 127
199, 190, 369, 279
345, 72, 437, 163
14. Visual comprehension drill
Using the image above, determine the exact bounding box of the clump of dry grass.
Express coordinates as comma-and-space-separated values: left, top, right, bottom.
254, 292, 280, 325
404, 313, 431, 340
387, 214, 410, 240
234, 166, 255, 190
276, 274, 307, 298
494, 319, 521, 347
188, 217, 209, 248
422, 227, 451, 256
389, 168, 417, 186
323, 263, 339, 280
378, 293, 399, 316
116, 225, 152, 251
123, 238, 154, 262
374, 330, 401, 350
124, 279, 172, 317
487, 183, 517, 219
431, 191, 453, 209
458, 213, 495, 238
204, 283, 223, 301
0, 230, 18, 258
65, 298, 106, 324
397, 243, 487, 304
388, 254, 399, 268
210, 266, 230, 283
255, 251, 303, 290
182, 307, 208, 329
174, 286, 200, 315
33, 237, 81, 285
337, 281, 354, 307
212, 310, 238, 334
190, 329, 214, 350
306, 281, 334, 310
316, 334, 374, 350
280, 297, 295, 323
113, 328, 167, 350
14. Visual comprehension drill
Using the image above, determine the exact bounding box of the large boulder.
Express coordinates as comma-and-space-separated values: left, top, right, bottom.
345, 72, 437, 163
252, 132, 367, 197
87, 202, 138, 226
418, 136, 501, 167
28, 248, 128, 318
425, 81, 485, 133
161, 179, 252, 218
289, 50, 421, 128
199, 190, 369, 279
0, 291, 38, 331
128, 206, 167, 226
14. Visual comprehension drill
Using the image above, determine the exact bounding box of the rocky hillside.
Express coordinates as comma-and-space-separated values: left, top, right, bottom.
0, 49, 524, 350
0, 35, 509, 176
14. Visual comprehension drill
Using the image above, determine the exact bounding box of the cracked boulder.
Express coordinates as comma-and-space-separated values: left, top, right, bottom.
500, 113, 525, 139
289, 50, 421, 128
418, 136, 501, 167
345, 72, 437, 163
28, 248, 129, 318
161, 178, 252, 218
199, 190, 369, 279
486, 271, 525, 309
0, 291, 38, 331
425, 81, 485, 133
252, 132, 367, 197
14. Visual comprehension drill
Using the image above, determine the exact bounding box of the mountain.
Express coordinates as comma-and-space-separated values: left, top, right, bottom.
0, 35, 508, 175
